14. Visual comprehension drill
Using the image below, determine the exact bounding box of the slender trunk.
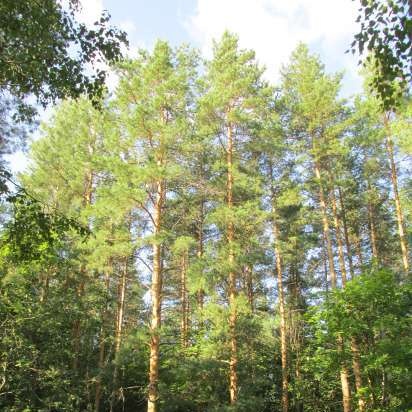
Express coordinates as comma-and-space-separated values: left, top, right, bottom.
367, 181, 379, 261
384, 113, 409, 272
245, 265, 254, 312
94, 271, 111, 412
355, 229, 364, 270
273, 219, 289, 412
227, 122, 238, 405
322, 230, 329, 294
338, 187, 355, 279
351, 338, 366, 412
110, 259, 128, 412
330, 185, 348, 285
243, 263, 256, 384
337, 191, 366, 410
314, 155, 351, 411
197, 196, 205, 313
288, 263, 304, 412
72, 169, 94, 371
39, 272, 49, 303
314, 161, 336, 288
339, 352, 352, 412
148, 176, 164, 412
180, 251, 189, 348
367, 375, 377, 408
381, 369, 388, 407
72, 277, 85, 371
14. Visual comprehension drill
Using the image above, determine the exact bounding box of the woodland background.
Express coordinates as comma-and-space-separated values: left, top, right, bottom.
0, 1, 411, 412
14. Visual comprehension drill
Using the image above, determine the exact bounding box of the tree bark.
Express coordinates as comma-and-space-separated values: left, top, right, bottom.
351, 338, 366, 412
180, 251, 189, 348
245, 265, 254, 312
330, 185, 348, 285
354, 228, 364, 270
148, 175, 164, 412
288, 262, 304, 412
314, 161, 336, 288
384, 113, 409, 272
197, 196, 205, 314
94, 271, 111, 412
366, 180, 379, 261
338, 187, 355, 279
110, 259, 128, 412
332, 215, 352, 412
227, 122, 238, 405
339, 351, 352, 412
314, 155, 351, 411
72, 273, 85, 371
273, 219, 289, 412
72, 168, 94, 371
333, 187, 366, 410
336, 191, 366, 410
336, 194, 367, 411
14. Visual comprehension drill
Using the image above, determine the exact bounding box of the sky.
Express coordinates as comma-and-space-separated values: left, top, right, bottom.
8, 0, 364, 173
93, 0, 362, 91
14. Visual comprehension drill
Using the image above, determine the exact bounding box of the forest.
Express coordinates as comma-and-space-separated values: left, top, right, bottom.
0, 1, 411, 412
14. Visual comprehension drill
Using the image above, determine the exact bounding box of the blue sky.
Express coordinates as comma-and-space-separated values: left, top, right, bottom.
104, 0, 196, 48
78, 0, 363, 94
8, 0, 364, 173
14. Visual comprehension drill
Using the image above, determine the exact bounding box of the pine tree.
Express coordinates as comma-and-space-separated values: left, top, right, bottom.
113, 41, 196, 412
198, 31, 270, 405
281, 44, 353, 412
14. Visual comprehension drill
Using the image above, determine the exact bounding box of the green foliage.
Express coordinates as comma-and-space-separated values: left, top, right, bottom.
2, 191, 88, 263
351, 0, 412, 109
303, 269, 411, 412
0, 0, 127, 114
0, 31, 410, 412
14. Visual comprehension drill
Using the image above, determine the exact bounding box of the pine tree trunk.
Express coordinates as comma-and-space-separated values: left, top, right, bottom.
72, 274, 85, 371
314, 158, 351, 412
148, 176, 164, 412
384, 113, 409, 272
330, 184, 348, 285
245, 265, 254, 312
355, 229, 364, 269
197, 196, 205, 313
227, 122, 238, 405
72, 169, 94, 371
322, 231, 329, 293
288, 263, 304, 412
180, 251, 189, 348
338, 187, 355, 279
314, 162, 336, 288
335, 191, 367, 410
351, 338, 366, 412
94, 271, 111, 412
340, 354, 352, 412
273, 219, 289, 412
367, 180, 379, 260
110, 259, 128, 412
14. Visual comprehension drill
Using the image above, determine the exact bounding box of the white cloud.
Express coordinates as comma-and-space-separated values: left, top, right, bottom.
76, 0, 104, 27
186, 0, 362, 96
119, 20, 137, 34
5, 151, 29, 175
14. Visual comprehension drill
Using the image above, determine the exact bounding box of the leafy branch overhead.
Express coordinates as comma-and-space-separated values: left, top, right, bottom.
0, 0, 128, 118
1, 168, 89, 263
351, 0, 412, 108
